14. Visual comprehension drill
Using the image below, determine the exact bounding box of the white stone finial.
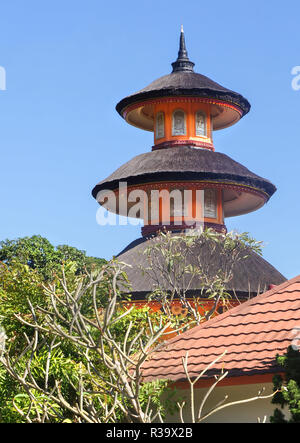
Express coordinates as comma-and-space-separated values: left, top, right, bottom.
181, 24, 184, 33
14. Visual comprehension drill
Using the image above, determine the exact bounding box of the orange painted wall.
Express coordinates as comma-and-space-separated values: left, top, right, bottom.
124, 298, 241, 340
113, 183, 224, 228
153, 101, 213, 146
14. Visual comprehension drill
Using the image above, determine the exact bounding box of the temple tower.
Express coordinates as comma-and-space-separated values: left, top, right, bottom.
92, 28, 285, 307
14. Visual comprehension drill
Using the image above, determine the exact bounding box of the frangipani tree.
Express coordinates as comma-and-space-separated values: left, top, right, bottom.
0, 254, 276, 423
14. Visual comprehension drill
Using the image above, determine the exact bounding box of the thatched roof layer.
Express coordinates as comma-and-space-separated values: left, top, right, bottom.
92, 147, 276, 199
116, 233, 286, 297
116, 71, 251, 118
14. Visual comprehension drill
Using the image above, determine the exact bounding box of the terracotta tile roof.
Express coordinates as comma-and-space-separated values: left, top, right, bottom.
142, 275, 300, 382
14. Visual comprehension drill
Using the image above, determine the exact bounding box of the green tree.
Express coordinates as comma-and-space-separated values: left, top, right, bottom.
0, 235, 106, 422
0, 260, 89, 422
0, 230, 277, 423
0, 235, 106, 280
0, 260, 170, 422
271, 346, 300, 423
0, 236, 57, 280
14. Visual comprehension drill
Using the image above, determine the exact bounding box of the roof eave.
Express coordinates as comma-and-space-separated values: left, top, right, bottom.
116, 88, 251, 119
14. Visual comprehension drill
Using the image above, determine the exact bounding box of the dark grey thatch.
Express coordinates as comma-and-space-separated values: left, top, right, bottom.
116, 70, 251, 118
92, 146, 276, 199
116, 234, 286, 299
116, 28, 250, 119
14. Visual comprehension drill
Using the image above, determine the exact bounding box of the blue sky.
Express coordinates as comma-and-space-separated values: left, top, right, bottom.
0, 0, 299, 279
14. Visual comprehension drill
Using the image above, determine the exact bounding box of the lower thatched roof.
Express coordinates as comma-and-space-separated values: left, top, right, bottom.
116, 233, 286, 299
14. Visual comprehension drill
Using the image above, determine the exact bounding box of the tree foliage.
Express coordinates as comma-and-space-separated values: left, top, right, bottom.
0, 236, 106, 422
0, 261, 176, 422
141, 229, 262, 331
271, 346, 300, 423
0, 231, 274, 423
0, 235, 106, 280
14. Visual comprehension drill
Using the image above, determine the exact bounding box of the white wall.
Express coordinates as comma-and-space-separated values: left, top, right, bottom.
164, 383, 289, 423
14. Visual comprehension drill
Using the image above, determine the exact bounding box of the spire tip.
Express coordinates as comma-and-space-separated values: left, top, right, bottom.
171, 26, 195, 73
